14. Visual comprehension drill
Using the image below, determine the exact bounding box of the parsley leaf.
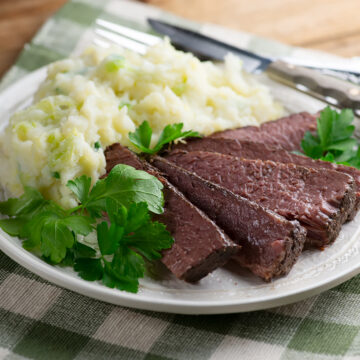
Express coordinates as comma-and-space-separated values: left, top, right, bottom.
67, 164, 164, 215
125, 219, 172, 261
73, 241, 97, 258
73, 201, 173, 293
124, 202, 149, 233
20, 211, 94, 263
300, 107, 360, 169
0, 217, 28, 237
0, 186, 94, 263
110, 247, 144, 292
102, 258, 140, 293
99, 164, 164, 212
74, 258, 103, 281
0, 187, 46, 217
61, 215, 94, 236
346, 147, 360, 168
0, 188, 53, 238
40, 218, 74, 263
330, 108, 355, 143
128, 121, 153, 153
0, 164, 173, 294
301, 132, 323, 159
317, 106, 335, 149
67, 175, 92, 205
129, 121, 201, 155
320, 152, 335, 162
153, 123, 200, 154
97, 221, 123, 255
326, 138, 357, 152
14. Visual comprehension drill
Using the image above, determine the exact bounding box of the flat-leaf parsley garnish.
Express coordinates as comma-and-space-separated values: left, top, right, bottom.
300, 107, 360, 168
74, 200, 172, 293
67, 164, 164, 215
129, 121, 201, 155
0, 164, 174, 293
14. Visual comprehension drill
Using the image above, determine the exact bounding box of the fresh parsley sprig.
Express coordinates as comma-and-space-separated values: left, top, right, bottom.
0, 187, 94, 263
74, 200, 172, 292
0, 164, 174, 293
300, 107, 360, 168
66, 164, 165, 216
129, 121, 201, 155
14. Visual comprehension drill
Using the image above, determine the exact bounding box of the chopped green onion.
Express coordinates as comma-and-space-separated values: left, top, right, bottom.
171, 83, 187, 96
94, 142, 101, 151
119, 102, 131, 110
105, 55, 125, 72
53, 172, 61, 179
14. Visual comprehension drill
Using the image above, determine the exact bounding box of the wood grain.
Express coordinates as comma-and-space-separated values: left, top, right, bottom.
145, 0, 360, 54
0, 0, 359, 78
0, 0, 68, 77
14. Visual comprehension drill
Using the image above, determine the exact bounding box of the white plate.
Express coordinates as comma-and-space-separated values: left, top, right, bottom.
1, 67, 360, 315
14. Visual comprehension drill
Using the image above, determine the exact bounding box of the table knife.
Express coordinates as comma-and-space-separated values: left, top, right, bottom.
148, 19, 360, 114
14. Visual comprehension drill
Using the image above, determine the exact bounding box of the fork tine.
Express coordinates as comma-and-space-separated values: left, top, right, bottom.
96, 19, 160, 47
94, 28, 148, 54
93, 37, 111, 49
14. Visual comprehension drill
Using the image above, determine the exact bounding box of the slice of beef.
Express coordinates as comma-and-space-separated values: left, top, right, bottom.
105, 144, 239, 282
210, 112, 317, 151
151, 156, 306, 281
167, 137, 360, 220
166, 150, 356, 248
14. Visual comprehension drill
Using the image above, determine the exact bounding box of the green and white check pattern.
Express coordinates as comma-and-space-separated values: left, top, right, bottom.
1, 1, 360, 359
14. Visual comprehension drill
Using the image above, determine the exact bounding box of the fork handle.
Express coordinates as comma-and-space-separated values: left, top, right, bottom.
266, 60, 360, 115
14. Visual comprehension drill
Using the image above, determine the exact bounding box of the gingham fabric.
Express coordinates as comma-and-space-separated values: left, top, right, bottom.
1, 1, 360, 359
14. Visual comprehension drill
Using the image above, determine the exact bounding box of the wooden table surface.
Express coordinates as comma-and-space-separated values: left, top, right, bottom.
1, 0, 359, 78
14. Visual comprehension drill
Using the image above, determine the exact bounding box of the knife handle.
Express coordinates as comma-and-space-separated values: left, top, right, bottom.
266, 60, 360, 115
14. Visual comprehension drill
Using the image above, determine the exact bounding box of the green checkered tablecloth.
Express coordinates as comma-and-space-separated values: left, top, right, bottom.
1, 1, 360, 359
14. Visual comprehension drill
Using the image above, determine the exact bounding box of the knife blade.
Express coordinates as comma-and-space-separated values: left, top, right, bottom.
148, 19, 270, 73
148, 19, 360, 78
148, 19, 360, 114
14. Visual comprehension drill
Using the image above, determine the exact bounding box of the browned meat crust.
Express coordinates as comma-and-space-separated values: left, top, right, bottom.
166, 150, 356, 248
210, 112, 317, 151
105, 144, 240, 282
152, 156, 306, 280
167, 137, 360, 220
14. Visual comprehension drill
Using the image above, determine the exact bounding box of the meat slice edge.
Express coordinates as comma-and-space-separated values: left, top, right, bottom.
166, 150, 356, 248
152, 156, 306, 280
167, 137, 360, 220
210, 112, 317, 151
105, 143, 239, 282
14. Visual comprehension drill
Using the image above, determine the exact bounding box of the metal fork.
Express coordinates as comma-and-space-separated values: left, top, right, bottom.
93, 19, 160, 54
92, 18, 360, 86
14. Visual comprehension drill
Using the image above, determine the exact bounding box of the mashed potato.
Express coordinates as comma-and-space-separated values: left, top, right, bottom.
0, 40, 283, 208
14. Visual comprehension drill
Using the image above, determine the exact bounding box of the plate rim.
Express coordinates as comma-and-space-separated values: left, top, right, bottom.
1, 67, 360, 315
2, 228, 360, 314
